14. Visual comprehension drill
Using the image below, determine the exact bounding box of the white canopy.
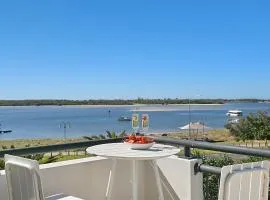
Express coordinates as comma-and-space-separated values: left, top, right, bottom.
179, 121, 211, 130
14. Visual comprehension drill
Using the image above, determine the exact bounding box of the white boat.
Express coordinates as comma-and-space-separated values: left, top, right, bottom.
118, 116, 131, 121
226, 110, 243, 117
227, 118, 240, 124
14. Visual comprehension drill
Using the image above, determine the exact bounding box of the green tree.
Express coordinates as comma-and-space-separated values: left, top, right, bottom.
227, 111, 270, 141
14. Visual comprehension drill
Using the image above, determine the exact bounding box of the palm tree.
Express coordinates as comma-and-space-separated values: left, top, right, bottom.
106, 130, 127, 138
82, 136, 93, 140
83, 130, 127, 140
98, 134, 106, 139
119, 130, 126, 137
82, 135, 100, 140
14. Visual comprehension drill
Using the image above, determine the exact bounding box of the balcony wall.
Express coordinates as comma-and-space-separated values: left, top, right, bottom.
0, 156, 203, 200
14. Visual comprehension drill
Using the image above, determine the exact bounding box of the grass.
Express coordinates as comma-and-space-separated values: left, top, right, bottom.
1, 129, 270, 162
0, 129, 234, 151
0, 137, 94, 169
0, 138, 87, 150
167, 129, 270, 146
192, 149, 218, 155
167, 129, 270, 156
167, 129, 235, 142
39, 154, 89, 164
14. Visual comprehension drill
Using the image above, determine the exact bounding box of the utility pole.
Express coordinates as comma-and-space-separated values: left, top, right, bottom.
60, 122, 71, 141
188, 98, 191, 139
188, 94, 201, 140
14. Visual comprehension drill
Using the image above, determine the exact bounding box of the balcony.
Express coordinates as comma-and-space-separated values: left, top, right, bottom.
0, 137, 270, 200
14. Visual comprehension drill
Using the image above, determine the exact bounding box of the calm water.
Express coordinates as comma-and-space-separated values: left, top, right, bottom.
0, 103, 269, 140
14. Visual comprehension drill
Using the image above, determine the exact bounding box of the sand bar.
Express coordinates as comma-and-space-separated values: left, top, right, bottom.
0, 103, 223, 109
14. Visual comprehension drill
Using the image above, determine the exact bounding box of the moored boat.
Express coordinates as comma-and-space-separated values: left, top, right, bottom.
0, 130, 12, 134
226, 110, 243, 117
118, 116, 131, 121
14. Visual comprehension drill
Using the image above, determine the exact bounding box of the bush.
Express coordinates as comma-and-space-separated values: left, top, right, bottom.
10, 145, 15, 149
201, 154, 270, 200
24, 153, 44, 161
227, 111, 270, 141
2, 145, 7, 150
0, 159, 4, 170
202, 155, 234, 200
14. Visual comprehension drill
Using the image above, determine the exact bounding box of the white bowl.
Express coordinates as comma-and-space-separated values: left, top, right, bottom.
125, 142, 154, 150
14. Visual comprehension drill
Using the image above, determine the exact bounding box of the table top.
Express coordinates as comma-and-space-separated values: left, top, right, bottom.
86, 143, 180, 160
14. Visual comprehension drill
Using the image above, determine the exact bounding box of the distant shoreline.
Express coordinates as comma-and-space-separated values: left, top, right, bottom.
0, 99, 268, 107
0, 99, 226, 107
0, 103, 224, 109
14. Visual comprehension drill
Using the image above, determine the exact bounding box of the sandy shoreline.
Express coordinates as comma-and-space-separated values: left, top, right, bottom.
0, 138, 86, 149
129, 104, 223, 112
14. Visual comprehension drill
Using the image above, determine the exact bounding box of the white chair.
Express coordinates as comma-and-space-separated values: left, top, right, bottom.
218, 161, 270, 200
4, 154, 84, 200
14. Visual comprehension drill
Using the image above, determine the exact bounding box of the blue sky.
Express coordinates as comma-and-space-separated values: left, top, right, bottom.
0, 1, 270, 100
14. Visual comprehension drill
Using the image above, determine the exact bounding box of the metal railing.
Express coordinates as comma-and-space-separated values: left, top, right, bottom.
152, 136, 270, 175
0, 138, 122, 157
1, 136, 270, 175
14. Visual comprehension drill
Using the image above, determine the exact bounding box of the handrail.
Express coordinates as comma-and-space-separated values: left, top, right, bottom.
196, 164, 222, 174
0, 138, 122, 157
152, 136, 270, 158
151, 136, 270, 175
1, 136, 270, 175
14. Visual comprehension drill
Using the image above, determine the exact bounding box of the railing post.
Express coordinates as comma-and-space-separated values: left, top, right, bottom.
184, 146, 191, 157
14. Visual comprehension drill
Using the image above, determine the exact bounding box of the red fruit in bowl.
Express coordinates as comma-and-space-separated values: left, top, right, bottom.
129, 135, 136, 141
140, 137, 146, 143
135, 136, 142, 140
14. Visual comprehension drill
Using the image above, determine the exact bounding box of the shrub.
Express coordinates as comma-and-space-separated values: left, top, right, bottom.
24, 153, 45, 161
202, 155, 234, 200
2, 145, 7, 150
227, 111, 270, 141
0, 159, 4, 170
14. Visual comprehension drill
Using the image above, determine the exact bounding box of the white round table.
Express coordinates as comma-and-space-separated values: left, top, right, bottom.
87, 143, 180, 200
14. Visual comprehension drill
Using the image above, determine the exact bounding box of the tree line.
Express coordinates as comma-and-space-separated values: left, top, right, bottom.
1, 98, 269, 106
0, 98, 227, 106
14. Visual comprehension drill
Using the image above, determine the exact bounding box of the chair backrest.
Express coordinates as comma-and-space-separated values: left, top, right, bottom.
4, 154, 45, 200
218, 161, 270, 200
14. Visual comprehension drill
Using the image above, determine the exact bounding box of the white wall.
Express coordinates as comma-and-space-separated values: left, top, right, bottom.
157, 156, 203, 200
0, 157, 112, 200
0, 156, 203, 200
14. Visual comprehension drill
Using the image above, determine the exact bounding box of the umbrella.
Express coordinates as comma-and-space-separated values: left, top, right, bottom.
179, 121, 211, 131
179, 121, 212, 139
179, 121, 211, 139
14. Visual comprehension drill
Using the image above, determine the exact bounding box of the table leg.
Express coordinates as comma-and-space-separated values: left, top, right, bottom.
151, 160, 165, 200
106, 159, 117, 200
132, 160, 139, 200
